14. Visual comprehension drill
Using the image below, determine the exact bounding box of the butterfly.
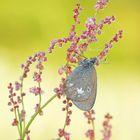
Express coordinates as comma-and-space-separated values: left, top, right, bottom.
63, 57, 97, 111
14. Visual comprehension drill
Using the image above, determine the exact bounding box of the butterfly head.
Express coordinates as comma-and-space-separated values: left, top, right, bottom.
79, 57, 98, 67
90, 57, 98, 65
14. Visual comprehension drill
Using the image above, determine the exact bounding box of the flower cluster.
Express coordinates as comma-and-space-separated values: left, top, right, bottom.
73, 3, 82, 23
97, 30, 123, 61
8, 83, 21, 111
85, 129, 94, 140
21, 52, 47, 79
56, 99, 72, 140
29, 86, 43, 96
8, 52, 47, 140
94, 0, 109, 11
58, 65, 72, 75
84, 109, 95, 124
84, 110, 95, 140
101, 113, 113, 140
48, 3, 122, 66
54, 78, 66, 98
58, 129, 70, 140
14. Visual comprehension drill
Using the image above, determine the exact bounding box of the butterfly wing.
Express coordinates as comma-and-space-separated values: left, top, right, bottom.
72, 67, 97, 111
64, 63, 97, 111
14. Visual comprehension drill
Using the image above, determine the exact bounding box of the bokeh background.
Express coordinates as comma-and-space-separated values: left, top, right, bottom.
0, 0, 140, 140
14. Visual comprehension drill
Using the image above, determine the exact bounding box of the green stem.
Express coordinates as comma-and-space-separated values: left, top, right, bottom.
91, 119, 95, 140
63, 99, 69, 130
22, 94, 57, 139
39, 94, 42, 106
38, 82, 42, 107
20, 78, 26, 131
15, 109, 22, 139
17, 108, 23, 138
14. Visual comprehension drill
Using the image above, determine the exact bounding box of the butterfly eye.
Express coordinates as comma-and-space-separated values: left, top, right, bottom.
87, 87, 91, 92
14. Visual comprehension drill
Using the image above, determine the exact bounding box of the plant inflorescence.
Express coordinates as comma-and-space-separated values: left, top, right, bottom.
8, 0, 122, 140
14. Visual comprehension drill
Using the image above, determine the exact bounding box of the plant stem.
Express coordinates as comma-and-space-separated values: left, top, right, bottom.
17, 108, 23, 138
22, 94, 57, 139
38, 69, 42, 107
20, 78, 26, 131
15, 109, 22, 139
63, 99, 69, 130
91, 119, 95, 140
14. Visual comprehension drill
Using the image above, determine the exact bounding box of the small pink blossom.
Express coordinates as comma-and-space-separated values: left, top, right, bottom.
29, 86, 43, 96
101, 113, 112, 140
37, 52, 47, 62
97, 30, 123, 61
85, 129, 94, 140
54, 82, 64, 98
8, 83, 20, 111
15, 81, 21, 91
58, 129, 65, 137
94, 0, 109, 11
26, 135, 30, 140
58, 67, 65, 75
84, 109, 95, 124
48, 38, 69, 53
58, 129, 70, 140
12, 118, 18, 126
103, 16, 116, 25
73, 3, 82, 23
64, 132, 70, 140
33, 72, 42, 83
58, 65, 72, 75
36, 62, 44, 70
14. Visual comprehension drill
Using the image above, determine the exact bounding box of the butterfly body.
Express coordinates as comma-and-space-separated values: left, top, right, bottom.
64, 58, 97, 111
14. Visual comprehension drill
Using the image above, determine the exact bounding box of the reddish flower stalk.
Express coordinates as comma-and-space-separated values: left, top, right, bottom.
94, 0, 109, 11
101, 113, 113, 140
8, 52, 48, 140
97, 30, 123, 63
56, 99, 72, 140
48, 2, 123, 66
84, 110, 95, 140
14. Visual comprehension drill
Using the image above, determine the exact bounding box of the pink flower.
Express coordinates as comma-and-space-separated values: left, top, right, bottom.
64, 132, 70, 140
84, 109, 95, 124
58, 67, 65, 75
97, 30, 123, 62
73, 3, 82, 23
58, 129, 70, 140
36, 62, 44, 70
101, 113, 112, 140
37, 52, 47, 62
26, 135, 30, 140
12, 118, 18, 126
33, 72, 41, 83
58, 65, 72, 75
85, 129, 94, 140
103, 16, 116, 24
58, 129, 65, 137
94, 0, 109, 10
29, 86, 43, 96
54, 82, 64, 98
15, 81, 21, 91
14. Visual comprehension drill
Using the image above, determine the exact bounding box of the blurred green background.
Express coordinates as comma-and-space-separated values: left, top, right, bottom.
0, 0, 140, 140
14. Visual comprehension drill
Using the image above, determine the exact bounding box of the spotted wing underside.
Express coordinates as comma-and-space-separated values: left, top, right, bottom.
64, 64, 97, 111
